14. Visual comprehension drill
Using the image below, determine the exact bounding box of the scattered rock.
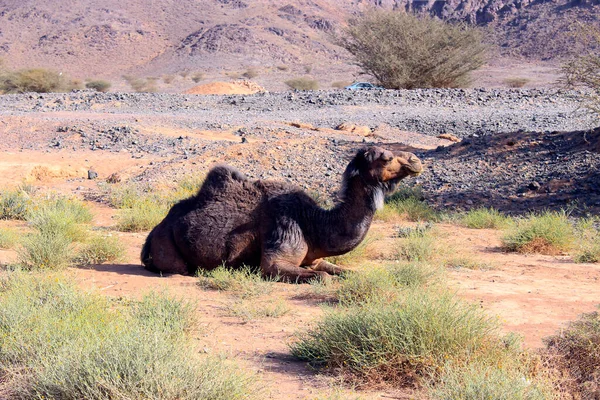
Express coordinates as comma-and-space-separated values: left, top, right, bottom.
87, 169, 98, 180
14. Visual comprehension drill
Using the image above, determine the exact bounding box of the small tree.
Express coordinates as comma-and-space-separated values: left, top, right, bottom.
562, 24, 600, 115
85, 80, 112, 92
340, 11, 487, 89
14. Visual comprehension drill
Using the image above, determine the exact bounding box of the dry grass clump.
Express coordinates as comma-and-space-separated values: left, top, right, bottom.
340, 10, 486, 89
0, 227, 19, 249
116, 198, 169, 232
443, 255, 495, 271
285, 77, 319, 91
197, 266, 276, 298
192, 72, 205, 83
396, 229, 436, 262
504, 77, 531, 88
0, 68, 80, 93
460, 207, 511, 229
0, 272, 257, 399
163, 74, 176, 84
76, 234, 125, 265
544, 308, 600, 399
502, 210, 575, 255
123, 75, 157, 92
573, 221, 600, 263
85, 79, 111, 92
0, 188, 31, 220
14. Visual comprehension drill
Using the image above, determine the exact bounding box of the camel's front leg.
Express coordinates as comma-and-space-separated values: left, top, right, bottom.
307, 259, 348, 276
261, 254, 330, 283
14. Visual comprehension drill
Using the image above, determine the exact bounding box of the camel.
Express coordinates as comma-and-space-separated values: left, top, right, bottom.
141, 146, 423, 282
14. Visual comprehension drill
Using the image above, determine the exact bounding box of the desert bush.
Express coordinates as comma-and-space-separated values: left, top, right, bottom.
0, 189, 30, 220
163, 74, 176, 84
76, 234, 126, 265
0, 227, 18, 249
430, 362, 550, 400
304, 64, 313, 74
85, 79, 111, 92
291, 289, 503, 384
285, 77, 319, 91
461, 207, 511, 229
242, 68, 259, 79
544, 308, 600, 399
192, 72, 205, 83
227, 298, 290, 321
197, 266, 275, 298
18, 231, 74, 270
0, 272, 257, 399
179, 70, 190, 78
0, 68, 80, 93
504, 77, 530, 88
331, 81, 352, 89
502, 210, 575, 255
339, 10, 486, 89
26, 196, 92, 242
277, 65, 289, 71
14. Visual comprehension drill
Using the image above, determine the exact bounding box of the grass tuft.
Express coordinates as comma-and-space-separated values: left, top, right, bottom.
26, 196, 92, 242
379, 186, 439, 222
461, 207, 511, 229
285, 77, 319, 91
396, 229, 436, 262
502, 210, 575, 255
0, 272, 258, 399
227, 298, 291, 321
291, 289, 501, 384
198, 266, 275, 298
17, 231, 73, 270
0, 227, 19, 249
116, 198, 168, 232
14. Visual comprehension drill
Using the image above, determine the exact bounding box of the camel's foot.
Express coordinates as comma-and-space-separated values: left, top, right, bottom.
307, 259, 348, 276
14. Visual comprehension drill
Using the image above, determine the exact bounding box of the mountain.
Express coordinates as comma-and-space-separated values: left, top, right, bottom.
0, 0, 598, 79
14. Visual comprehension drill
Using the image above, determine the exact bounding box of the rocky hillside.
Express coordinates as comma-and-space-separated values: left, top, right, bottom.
0, 0, 598, 79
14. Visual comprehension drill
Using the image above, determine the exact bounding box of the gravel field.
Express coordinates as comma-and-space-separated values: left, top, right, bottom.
1, 89, 598, 214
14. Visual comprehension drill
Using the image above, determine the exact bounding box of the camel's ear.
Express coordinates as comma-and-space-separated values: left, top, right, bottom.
365, 147, 393, 163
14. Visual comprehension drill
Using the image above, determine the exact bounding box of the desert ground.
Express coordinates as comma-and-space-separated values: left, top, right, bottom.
1, 88, 599, 398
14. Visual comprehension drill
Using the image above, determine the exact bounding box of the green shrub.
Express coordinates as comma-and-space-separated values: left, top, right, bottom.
430, 362, 550, 400
291, 289, 501, 383
85, 79, 112, 92
18, 231, 74, 270
0, 189, 30, 220
116, 198, 168, 232
574, 224, 600, 263
285, 77, 319, 91
544, 308, 600, 398
461, 207, 510, 229
340, 10, 486, 89
27, 197, 93, 242
0, 227, 19, 249
0, 68, 80, 93
504, 77, 531, 88
198, 266, 275, 298
502, 210, 575, 254
0, 273, 257, 399
76, 234, 126, 265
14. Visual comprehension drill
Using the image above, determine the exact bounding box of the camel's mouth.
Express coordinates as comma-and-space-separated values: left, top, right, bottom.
395, 153, 423, 177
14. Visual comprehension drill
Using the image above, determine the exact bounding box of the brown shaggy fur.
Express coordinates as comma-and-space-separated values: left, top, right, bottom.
141, 146, 422, 282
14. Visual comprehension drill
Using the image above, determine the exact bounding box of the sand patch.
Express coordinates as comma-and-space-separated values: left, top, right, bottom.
184, 80, 265, 95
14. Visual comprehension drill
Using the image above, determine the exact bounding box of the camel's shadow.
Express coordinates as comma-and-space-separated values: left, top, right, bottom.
76, 263, 164, 278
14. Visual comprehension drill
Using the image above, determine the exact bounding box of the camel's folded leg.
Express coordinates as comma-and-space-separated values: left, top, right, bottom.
261, 256, 330, 283
307, 259, 347, 276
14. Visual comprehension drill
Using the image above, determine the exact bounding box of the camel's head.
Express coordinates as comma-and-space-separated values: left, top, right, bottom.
343, 146, 423, 196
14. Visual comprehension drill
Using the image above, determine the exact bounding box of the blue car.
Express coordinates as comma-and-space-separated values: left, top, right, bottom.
344, 82, 383, 90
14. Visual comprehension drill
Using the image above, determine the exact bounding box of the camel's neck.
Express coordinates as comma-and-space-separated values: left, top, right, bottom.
316, 176, 381, 256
